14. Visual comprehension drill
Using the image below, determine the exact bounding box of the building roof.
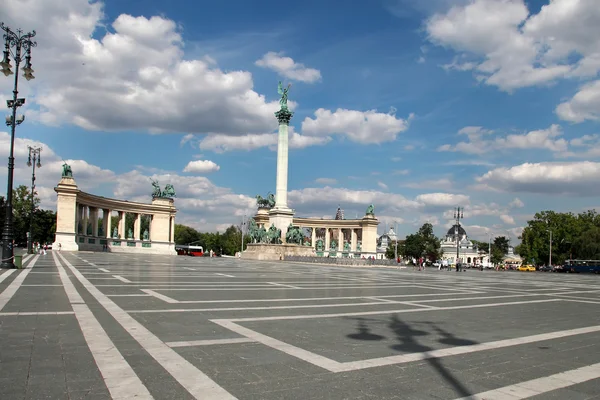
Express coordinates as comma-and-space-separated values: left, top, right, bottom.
447, 224, 467, 237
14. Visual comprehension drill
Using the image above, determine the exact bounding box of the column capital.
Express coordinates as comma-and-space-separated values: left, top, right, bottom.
275, 109, 294, 124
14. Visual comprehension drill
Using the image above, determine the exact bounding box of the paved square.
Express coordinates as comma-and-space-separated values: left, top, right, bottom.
2, 253, 600, 399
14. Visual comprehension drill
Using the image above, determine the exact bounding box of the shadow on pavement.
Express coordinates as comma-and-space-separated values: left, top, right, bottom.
346, 314, 478, 398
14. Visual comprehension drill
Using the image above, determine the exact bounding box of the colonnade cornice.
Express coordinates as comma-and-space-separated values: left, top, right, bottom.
75, 191, 177, 215
292, 217, 378, 229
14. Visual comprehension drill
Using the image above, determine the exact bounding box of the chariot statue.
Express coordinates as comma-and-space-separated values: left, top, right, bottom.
61, 161, 73, 178
151, 180, 162, 197
255, 193, 276, 209
285, 224, 303, 245
162, 183, 176, 198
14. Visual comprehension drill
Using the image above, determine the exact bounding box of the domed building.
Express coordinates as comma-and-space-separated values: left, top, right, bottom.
376, 226, 399, 259
441, 224, 486, 266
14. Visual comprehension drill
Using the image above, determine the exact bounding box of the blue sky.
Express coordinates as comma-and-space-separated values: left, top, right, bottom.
1, 0, 600, 241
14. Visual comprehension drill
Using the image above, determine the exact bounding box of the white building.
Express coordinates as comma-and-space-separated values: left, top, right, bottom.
376, 227, 399, 259
441, 224, 487, 266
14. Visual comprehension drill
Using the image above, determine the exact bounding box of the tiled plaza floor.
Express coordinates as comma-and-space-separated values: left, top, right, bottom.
2, 252, 600, 399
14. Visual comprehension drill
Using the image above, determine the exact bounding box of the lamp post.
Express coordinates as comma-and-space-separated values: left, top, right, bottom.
394, 221, 398, 261
453, 206, 464, 270
240, 214, 246, 256
0, 23, 36, 269
548, 229, 552, 267
26, 146, 41, 254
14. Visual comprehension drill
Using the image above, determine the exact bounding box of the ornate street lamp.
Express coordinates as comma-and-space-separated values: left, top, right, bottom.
26, 146, 41, 254
453, 206, 464, 271
0, 23, 37, 268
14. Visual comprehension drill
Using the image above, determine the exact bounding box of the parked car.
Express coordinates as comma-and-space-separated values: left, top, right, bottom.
538, 265, 552, 272
518, 264, 536, 272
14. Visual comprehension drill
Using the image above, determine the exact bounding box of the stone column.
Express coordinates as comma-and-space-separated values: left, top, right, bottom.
134, 214, 141, 240
104, 209, 111, 238
91, 208, 99, 237
273, 108, 293, 210
338, 229, 343, 252
324, 228, 330, 252
311, 227, 316, 248
351, 229, 357, 252
118, 211, 126, 239
169, 216, 175, 243
82, 206, 89, 236
75, 203, 80, 234
77, 204, 84, 234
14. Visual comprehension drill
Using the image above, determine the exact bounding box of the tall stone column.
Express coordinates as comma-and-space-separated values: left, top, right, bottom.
338, 229, 343, 252
351, 229, 358, 252
311, 227, 316, 248
118, 211, 126, 239
52, 175, 80, 251
268, 103, 295, 240
324, 228, 330, 251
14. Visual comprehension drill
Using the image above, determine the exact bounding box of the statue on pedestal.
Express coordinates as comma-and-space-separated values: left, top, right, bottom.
278, 81, 291, 111
256, 193, 275, 209
267, 224, 282, 244
62, 161, 73, 178
127, 228, 133, 239
366, 204, 375, 216
112, 227, 118, 239
143, 229, 149, 241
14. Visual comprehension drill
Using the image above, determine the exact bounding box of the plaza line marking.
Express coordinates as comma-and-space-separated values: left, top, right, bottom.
112, 275, 132, 283
140, 289, 180, 303
183, 267, 196, 271
52, 252, 154, 399
213, 318, 600, 373
0, 269, 16, 284
0, 255, 39, 311
166, 338, 255, 348
107, 294, 152, 297
454, 361, 600, 400
0, 311, 75, 316
126, 300, 410, 313
98, 268, 110, 273
267, 282, 301, 289
57, 253, 237, 400
215, 273, 235, 277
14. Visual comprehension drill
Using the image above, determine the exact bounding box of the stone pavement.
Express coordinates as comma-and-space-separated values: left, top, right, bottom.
1, 252, 600, 399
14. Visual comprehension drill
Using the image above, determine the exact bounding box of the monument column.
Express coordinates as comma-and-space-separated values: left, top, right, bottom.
104, 209, 111, 238
52, 169, 80, 251
91, 207, 98, 237
82, 206, 89, 236
118, 211, 126, 239
325, 228, 330, 251
311, 227, 316, 247
134, 213, 141, 240
268, 82, 295, 240
351, 229, 357, 252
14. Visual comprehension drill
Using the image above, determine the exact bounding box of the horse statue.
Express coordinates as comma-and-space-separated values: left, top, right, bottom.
162, 184, 176, 198
267, 224, 282, 244
257, 226, 268, 243
366, 204, 375, 216
285, 225, 303, 245
247, 219, 258, 243
62, 161, 73, 178
151, 180, 162, 198
255, 192, 276, 209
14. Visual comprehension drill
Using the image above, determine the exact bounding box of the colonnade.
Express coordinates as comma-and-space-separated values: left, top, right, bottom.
53, 175, 177, 254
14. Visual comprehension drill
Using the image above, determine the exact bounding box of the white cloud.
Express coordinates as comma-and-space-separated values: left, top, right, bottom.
301, 108, 413, 144
555, 80, 600, 123
255, 51, 322, 83
0, 0, 283, 136
439, 124, 568, 154
393, 169, 410, 176
509, 198, 524, 208
197, 129, 331, 153
415, 193, 469, 208
183, 160, 220, 174
426, 0, 600, 91
377, 181, 389, 190
475, 161, 600, 196
500, 214, 516, 225
404, 178, 453, 190
315, 178, 337, 185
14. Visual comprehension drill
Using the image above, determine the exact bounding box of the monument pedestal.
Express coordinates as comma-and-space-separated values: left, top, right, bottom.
268, 207, 294, 242
52, 177, 80, 251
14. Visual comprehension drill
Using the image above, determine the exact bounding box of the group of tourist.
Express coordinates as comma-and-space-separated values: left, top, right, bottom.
33, 242, 49, 255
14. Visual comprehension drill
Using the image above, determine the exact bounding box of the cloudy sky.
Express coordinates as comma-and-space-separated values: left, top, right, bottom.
1, 0, 599, 241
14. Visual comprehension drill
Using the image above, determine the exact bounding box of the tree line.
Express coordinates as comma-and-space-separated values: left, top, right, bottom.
174, 223, 250, 256
0, 185, 56, 246
515, 210, 600, 265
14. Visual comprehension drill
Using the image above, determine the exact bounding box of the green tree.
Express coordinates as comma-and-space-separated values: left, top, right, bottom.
572, 227, 600, 260
174, 224, 201, 245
